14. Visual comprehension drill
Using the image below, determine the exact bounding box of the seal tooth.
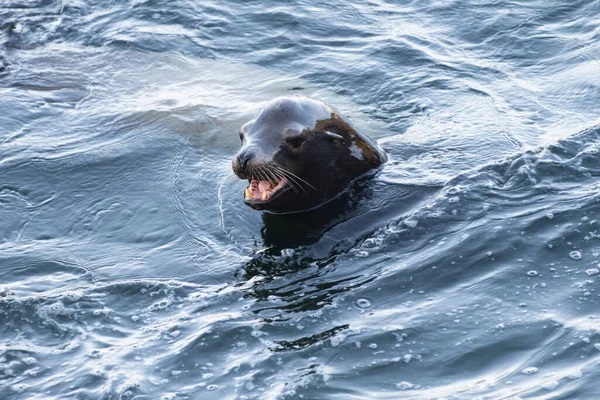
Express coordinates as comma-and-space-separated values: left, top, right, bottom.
245, 188, 252, 199
261, 191, 268, 201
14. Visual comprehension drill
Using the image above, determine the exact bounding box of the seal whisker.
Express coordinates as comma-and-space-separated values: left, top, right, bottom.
263, 166, 277, 185
267, 165, 299, 194
264, 166, 278, 185
256, 167, 268, 183
273, 165, 316, 191
257, 166, 267, 182
275, 166, 316, 190
271, 166, 310, 195
273, 167, 307, 195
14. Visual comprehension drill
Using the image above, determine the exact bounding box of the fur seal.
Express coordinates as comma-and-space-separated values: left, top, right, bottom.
232, 96, 386, 214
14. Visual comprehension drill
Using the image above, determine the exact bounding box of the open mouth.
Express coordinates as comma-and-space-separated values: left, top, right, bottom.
244, 177, 288, 203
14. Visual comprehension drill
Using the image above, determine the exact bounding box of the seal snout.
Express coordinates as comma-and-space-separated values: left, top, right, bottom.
235, 149, 254, 176
232, 148, 290, 204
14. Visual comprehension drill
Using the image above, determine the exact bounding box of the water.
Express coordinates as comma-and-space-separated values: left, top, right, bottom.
1, 0, 600, 398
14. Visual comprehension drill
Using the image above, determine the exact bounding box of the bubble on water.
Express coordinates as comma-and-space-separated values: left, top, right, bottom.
24, 367, 40, 377
37, 301, 74, 319
585, 268, 599, 276
188, 292, 206, 302
356, 299, 371, 309
206, 384, 219, 391
119, 378, 141, 394
171, 370, 182, 376
570, 251, 582, 260
527, 271, 538, 277
330, 335, 345, 347
540, 380, 559, 390
567, 369, 583, 380
245, 381, 255, 391
131, 315, 140, 322
355, 251, 369, 258
404, 218, 418, 228
11, 383, 27, 393
251, 327, 265, 338
22, 356, 37, 365
362, 238, 381, 249
202, 373, 214, 379
63, 290, 83, 302
546, 212, 554, 219
149, 299, 170, 311
594, 343, 600, 351
447, 186, 461, 195
280, 248, 295, 258
396, 381, 414, 390
368, 343, 378, 349
522, 367, 538, 375
87, 349, 102, 358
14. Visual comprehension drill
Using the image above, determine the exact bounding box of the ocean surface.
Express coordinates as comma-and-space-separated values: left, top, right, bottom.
1, 1, 600, 399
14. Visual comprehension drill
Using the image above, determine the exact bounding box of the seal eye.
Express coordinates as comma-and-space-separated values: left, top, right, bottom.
286, 136, 305, 148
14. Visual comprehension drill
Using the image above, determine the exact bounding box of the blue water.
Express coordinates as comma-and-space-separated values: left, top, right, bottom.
1, 1, 600, 398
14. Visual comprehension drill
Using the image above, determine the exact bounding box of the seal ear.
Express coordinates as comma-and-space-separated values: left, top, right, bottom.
241, 121, 254, 133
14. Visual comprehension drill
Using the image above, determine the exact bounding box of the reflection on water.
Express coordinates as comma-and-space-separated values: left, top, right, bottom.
2, 0, 600, 398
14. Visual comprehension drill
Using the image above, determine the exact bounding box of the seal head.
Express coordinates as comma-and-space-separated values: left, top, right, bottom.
232, 96, 386, 214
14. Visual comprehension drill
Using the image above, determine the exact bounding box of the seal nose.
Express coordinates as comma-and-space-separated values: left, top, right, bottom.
237, 149, 254, 173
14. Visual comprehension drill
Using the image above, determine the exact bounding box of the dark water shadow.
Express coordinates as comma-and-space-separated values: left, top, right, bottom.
239, 171, 441, 281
